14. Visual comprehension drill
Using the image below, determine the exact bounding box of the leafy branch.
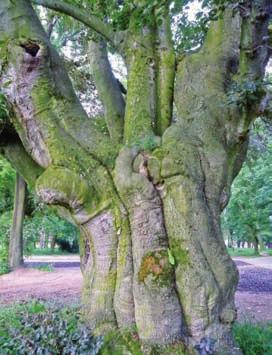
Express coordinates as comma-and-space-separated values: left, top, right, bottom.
32, 0, 119, 47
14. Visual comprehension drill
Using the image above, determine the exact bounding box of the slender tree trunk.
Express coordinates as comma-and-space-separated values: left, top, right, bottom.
9, 173, 26, 269
50, 235, 56, 250
258, 234, 264, 251
253, 236, 259, 255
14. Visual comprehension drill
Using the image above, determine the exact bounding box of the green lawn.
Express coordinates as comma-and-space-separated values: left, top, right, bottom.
228, 248, 272, 257
234, 322, 272, 355
29, 248, 78, 256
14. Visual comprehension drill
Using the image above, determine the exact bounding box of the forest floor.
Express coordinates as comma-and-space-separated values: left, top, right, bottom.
0, 256, 271, 323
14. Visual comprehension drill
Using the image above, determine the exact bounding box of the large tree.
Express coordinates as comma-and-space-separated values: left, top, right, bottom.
0, 0, 271, 353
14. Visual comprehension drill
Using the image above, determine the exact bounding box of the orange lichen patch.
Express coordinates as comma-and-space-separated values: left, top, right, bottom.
138, 251, 172, 286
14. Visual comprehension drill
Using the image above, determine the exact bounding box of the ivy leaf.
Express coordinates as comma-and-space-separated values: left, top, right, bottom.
167, 248, 175, 266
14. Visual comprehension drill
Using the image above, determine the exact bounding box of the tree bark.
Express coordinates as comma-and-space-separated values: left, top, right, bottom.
253, 236, 259, 255
1, 0, 271, 354
88, 40, 125, 143
258, 234, 264, 251
9, 173, 26, 269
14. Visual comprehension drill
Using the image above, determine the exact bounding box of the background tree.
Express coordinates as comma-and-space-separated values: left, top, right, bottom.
0, 157, 15, 274
23, 206, 80, 253
0, 0, 272, 353
8, 173, 26, 269
223, 119, 272, 253
0, 154, 79, 272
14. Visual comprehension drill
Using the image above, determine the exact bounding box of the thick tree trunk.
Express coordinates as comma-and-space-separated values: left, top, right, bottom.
1, 0, 271, 354
9, 173, 26, 269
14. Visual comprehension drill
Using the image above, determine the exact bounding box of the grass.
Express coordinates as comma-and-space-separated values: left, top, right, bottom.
233, 321, 272, 355
32, 247, 272, 258
30, 248, 78, 256
228, 248, 272, 257
36, 263, 55, 272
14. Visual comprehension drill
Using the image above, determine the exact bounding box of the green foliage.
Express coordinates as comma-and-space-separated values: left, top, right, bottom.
35, 0, 242, 54
1, 299, 272, 355
233, 322, 272, 355
227, 248, 266, 257
0, 155, 79, 276
64, 0, 169, 31
30, 248, 74, 256
167, 248, 175, 265
0, 301, 103, 355
171, 0, 237, 52
23, 208, 80, 255
223, 119, 272, 248
0, 157, 15, 213
36, 263, 54, 272
100, 329, 142, 355
0, 301, 46, 335
172, 0, 209, 52
0, 211, 12, 274
0, 157, 15, 274
101, 329, 187, 354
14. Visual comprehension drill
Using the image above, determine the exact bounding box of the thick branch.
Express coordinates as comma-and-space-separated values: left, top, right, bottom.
238, 0, 272, 80
32, 0, 117, 47
155, 7, 175, 135
1, 140, 43, 188
123, 25, 156, 143
0, 0, 117, 166
88, 40, 125, 143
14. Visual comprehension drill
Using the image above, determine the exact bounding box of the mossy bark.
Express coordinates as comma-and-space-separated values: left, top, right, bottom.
1, 1, 271, 354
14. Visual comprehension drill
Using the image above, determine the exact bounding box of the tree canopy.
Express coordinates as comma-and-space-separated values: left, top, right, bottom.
223, 119, 272, 249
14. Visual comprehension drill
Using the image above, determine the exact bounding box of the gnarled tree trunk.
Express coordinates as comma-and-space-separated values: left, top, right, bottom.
0, 0, 271, 353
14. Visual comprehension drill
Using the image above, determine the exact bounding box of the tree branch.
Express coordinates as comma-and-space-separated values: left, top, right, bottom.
0, 0, 118, 166
32, 0, 117, 46
88, 40, 125, 143
1, 139, 43, 188
47, 15, 58, 39
238, 0, 272, 81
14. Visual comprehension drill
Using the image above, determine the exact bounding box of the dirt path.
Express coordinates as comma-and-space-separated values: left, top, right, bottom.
23, 255, 80, 268
0, 257, 271, 323
234, 256, 272, 270
235, 263, 272, 322
0, 267, 82, 305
